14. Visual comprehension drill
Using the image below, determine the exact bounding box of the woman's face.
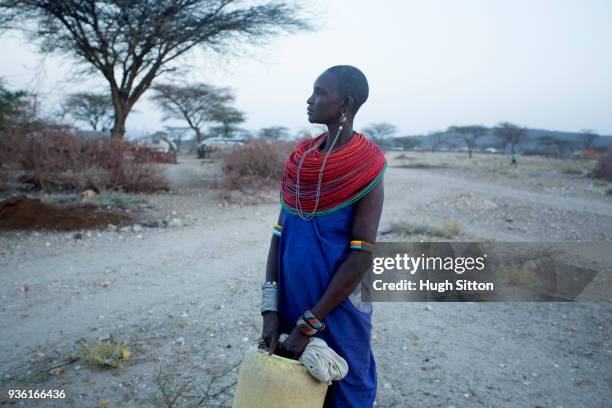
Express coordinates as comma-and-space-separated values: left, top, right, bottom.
306, 71, 343, 124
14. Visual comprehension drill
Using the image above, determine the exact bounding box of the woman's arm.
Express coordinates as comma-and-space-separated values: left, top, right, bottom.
260, 209, 283, 353
265, 209, 283, 282
311, 177, 384, 320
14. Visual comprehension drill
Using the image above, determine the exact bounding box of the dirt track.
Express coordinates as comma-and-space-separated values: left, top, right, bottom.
0, 152, 611, 407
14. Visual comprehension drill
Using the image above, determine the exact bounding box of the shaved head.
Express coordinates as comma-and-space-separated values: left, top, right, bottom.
325, 65, 369, 114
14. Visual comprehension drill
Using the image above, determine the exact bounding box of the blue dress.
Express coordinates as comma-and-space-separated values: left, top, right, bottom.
277, 204, 377, 408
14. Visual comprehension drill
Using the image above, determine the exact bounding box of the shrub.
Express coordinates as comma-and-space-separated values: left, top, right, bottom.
386, 220, 461, 239
0, 128, 169, 192
222, 140, 295, 191
594, 146, 612, 182
75, 337, 131, 368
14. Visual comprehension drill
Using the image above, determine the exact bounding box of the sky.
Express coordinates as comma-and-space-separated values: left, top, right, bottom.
0, 0, 611, 138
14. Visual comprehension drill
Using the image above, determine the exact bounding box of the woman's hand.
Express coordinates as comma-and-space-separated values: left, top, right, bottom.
278, 325, 310, 360
260, 311, 280, 355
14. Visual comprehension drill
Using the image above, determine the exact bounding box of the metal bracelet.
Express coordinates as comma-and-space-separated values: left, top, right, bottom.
260, 281, 278, 314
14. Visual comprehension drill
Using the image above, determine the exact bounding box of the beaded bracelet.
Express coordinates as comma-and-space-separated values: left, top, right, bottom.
296, 317, 318, 336
272, 224, 282, 238
350, 240, 375, 252
303, 310, 326, 331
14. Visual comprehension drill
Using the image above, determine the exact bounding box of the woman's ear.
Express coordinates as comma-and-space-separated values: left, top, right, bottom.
343, 96, 355, 110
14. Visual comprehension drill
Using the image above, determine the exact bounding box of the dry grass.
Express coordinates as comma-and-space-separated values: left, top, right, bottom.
501, 262, 532, 287
593, 179, 608, 187
561, 167, 586, 175
440, 219, 462, 236
74, 337, 131, 369
499, 246, 559, 287
388, 151, 597, 175
386, 219, 461, 239
393, 155, 446, 169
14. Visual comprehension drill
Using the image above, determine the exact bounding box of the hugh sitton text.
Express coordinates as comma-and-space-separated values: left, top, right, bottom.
372, 279, 494, 292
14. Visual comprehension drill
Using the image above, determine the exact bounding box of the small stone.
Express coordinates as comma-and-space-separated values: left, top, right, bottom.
81, 189, 96, 200
73, 232, 83, 240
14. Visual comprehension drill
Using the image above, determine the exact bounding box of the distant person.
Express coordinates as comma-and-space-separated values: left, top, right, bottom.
511, 151, 518, 166
260, 65, 386, 407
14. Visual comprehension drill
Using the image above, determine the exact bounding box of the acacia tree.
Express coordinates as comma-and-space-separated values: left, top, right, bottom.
448, 125, 488, 158
539, 135, 577, 157
0, 1, 309, 140
363, 122, 397, 147
152, 83, 233, 143
0, 79, 29, 129
394, 135, 421, 150
494, 122, 528, 155
428, 131, 447, 152
64, 92, 114, 131
208, 105, 244, 138
579, 129, 598, 150
259, 126, 289, 141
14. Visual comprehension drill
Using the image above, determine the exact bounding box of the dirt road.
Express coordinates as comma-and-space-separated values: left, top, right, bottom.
1, 154, 610, 407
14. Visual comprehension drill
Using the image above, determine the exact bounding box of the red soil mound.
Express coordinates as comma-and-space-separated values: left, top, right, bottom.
0, 195, 133, 230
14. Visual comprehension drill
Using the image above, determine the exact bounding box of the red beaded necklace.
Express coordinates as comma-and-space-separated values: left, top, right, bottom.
280, 131, 387, 217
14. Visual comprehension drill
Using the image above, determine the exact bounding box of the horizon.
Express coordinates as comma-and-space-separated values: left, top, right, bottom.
1, 0, 611, 136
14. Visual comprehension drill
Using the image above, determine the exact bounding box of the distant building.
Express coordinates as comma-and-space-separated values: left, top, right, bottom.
134, 131, 175, 153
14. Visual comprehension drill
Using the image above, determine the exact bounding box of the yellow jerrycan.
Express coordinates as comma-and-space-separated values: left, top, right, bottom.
232, 349, 328, 408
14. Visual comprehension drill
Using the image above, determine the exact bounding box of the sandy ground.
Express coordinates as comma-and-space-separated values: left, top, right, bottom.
0, 152, 611, 407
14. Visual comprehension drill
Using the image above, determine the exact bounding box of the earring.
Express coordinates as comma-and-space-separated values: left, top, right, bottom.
339, 112, 347, 123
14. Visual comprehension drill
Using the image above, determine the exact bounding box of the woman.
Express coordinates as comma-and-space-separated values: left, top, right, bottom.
260, 65, 386, 407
